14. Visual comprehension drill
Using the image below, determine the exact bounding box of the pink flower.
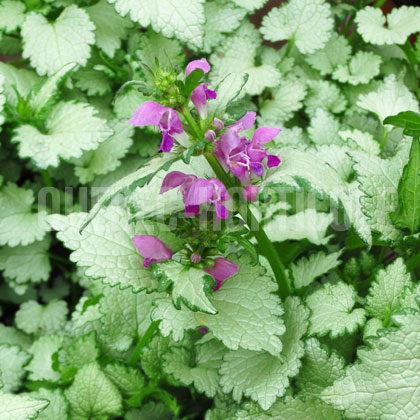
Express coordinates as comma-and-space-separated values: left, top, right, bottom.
243, 185, 259, 202
132, 235, 173, 267
185, 58, 211, 77
214, 112, 281, 184
191, 83, 216, 118
204, 257, 239, 291
128, 101, 190, 152
160, 171, 230, 220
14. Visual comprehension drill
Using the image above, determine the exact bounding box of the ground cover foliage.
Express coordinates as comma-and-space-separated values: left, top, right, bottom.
1, 0, 420, 418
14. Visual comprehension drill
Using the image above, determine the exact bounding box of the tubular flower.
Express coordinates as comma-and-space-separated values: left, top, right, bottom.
214, 112, 281, 184
204, 257, 239, 291
191, 83, 216, 118
128, 101, 190, 152
243, 185, 259, 202
160, 171, 230, 220
132, 235, 173, 267
185, 58, 211, 77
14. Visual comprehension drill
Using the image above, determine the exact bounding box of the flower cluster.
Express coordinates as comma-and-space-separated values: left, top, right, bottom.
131, 235, 238, 291
129, 57, 281, 292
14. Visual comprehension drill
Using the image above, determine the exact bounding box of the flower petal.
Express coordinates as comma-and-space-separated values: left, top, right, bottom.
204, 257, 238, 290
132, 235, 173, 264
243, 185, 259, 202
232, 112, 256, 131
185, 58, 211, 77
159, 108, 184, 135
250, 162, 264, 177
159, 132, 174, 152
128, 101, 166, 127
185, 204, 200, 217
252, 127, 281, 143
160, 171, 194, 194
267, 154, 281, 167
215, 202, 228, 220
185, 179, 213, 205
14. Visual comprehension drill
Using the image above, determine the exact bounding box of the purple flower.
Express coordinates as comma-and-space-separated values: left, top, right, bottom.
128, 101, 190, 152
191, 83, 217, 118
132, 235, 173, 267
160, 171, 230, 220
204, 257, 239, 291
214, 112, 281, 183
243, 185, 259, 202
185, 58, 211, 77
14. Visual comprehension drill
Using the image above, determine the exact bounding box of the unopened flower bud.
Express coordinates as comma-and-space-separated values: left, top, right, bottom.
213, 118, 224, 131
191, 252, 202, 263
205, 129, 216, 141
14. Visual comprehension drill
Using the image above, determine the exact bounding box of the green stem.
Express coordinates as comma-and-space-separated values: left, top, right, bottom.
380, 127, 388, 151
399, 41, 420, 102
129, 321, 160, 367
182, 107, 203, 139
41, 170, 53, 188
284, 39, 295, 58
377, 246, 386, 264
373, 0, 386, 8
406, 251, 420, 272
204, 152, 290, 300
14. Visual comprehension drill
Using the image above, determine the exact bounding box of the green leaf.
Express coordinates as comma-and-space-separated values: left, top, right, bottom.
351, 139, 411, 242
0, 324, 32, 350
99, 285, 163, 352
332, 51, 381, 85
259, 75, 307, 125
125, 402, 172, 420
366, 258, 411, 321
108, 0, 205, 49
0, 74, 5, 133
13, 101, 113, 169
163, 338, 228, 397
210, 22, 280, 96
306, 281, 366, 338
0, 344, 30, 392
390, 138, 420, 233
322, 310, 420, 419
307, 109, 341, 145
306, 33, 351, 76
27, 63, 77, 121
0, 0, 26, 33
86, 0, 132, 57
219, 297, 309, 410
26, 335, 62, 382
305, 80, 347, 116
154, 261, 217, 314
232, 0, 268, 12
153, 255, 285, 356
202, 2, 246, 53
65, 362, 123, 420
30, 389, 69, 420
48, 207, 158, 292
290, 250, 342, 289
0, 183, 50, 247
357, 75, 419, 125
80, 153, 179, 231
262, 396, 343, 420
0, 390, 48, 420
136, 32, 185, 71
15, 300, 68, 336
0, 238, 51, 286
295, 338, 345, 397
339, 129, 380, 155
74, 119, 134, 183
356, 5, 420, 45
21, 6, 95, 76
384, 111, 420, 138
61, 332, 99, 370
262, 148, 372, 246
264, 209, 334, 246
103, 363, 145, 397
0, 62, 41, 107
260, 0, 333, 54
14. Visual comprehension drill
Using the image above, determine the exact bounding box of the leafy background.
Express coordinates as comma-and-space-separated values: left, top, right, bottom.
1, 0, 420, 419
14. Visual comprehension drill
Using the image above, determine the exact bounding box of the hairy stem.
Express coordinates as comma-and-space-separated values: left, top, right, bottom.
129, 320, 160, 367
204, 152, 291, 300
